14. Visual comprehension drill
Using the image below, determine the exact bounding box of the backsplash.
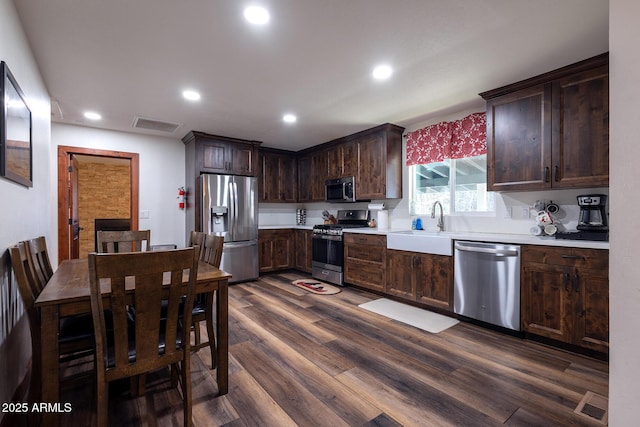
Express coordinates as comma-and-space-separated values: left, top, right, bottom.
258, 187, 610, 236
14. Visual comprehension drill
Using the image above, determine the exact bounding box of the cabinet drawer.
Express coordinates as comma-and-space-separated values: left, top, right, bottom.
346, 244, 385, 263
345, 260, 386, 291
522, 245, 608, 269
343, 233, 386, 246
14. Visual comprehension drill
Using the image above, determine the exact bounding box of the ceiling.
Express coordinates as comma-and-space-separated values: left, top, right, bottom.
13, 0, 609, 151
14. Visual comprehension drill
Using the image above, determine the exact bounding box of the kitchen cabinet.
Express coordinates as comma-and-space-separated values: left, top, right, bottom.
521, 245, 608, 353
294, 229, 312, 273
184, 131, 259, 177
259, 149, 297, 203
387, 249, 453, 312
183, 131, 261, 241
327, 140, 357, 179
355, 124, 404, 200
258, 229, 294, 273
481, 53, 608, 191
297, 150, 328, 202
344, 233, 386, 292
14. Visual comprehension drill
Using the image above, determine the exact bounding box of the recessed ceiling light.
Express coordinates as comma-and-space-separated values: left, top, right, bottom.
372, 64, 393, 80
182, 90, 201, 101
244, 5, 270, 25
84, 111, 101, 120
283, 114, 297, 124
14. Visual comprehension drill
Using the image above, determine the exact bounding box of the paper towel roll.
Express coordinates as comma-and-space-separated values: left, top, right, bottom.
377, 210, 389, 229
368, 202, 385, 211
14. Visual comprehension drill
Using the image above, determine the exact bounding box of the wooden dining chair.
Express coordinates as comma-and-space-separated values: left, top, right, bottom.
26, 236, 54, 292
189, 230, 206, 254
191, 234, 224, 369
9, 242, 95, 424
96, 229, 151, 253
88, 247, 199, 427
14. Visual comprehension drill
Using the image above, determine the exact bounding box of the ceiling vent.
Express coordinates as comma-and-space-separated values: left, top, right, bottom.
132, 116, 181, 133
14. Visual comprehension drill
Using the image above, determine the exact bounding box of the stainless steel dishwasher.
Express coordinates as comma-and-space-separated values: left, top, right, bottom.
454, 241, 521, 331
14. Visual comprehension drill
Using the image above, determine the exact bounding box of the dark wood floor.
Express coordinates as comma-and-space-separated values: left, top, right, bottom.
56, 271, 608, 426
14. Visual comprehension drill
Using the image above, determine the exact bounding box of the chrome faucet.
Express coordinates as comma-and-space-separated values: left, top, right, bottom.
431, 201, 444, 232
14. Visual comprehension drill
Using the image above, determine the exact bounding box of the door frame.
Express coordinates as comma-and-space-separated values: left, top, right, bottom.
57, 145, 140, 263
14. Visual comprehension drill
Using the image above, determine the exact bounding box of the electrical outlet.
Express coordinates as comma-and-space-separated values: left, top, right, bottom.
140, 210, 150, 219
521, 207, 530, 219
503, 207, 512, 219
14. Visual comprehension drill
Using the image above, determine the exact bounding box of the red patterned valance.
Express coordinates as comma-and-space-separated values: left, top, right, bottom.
406, 112, 486, 166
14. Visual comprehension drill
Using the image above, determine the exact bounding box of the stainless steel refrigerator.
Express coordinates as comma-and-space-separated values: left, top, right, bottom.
199, 174, 258, 283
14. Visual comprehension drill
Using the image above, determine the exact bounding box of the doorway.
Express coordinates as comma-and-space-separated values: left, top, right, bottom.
57, 146, 139, 262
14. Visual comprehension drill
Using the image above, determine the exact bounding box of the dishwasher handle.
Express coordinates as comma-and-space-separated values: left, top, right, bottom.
455, 241, 519, 257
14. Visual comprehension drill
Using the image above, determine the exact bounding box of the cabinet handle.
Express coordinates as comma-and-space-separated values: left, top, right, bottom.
561, 254, 585, 260
554, 165, 559, 182
573, 273, 580, 292
563, 272, 570, 291
544, 167, 550, 182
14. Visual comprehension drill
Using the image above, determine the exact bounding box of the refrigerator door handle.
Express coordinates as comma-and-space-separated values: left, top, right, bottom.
232, 181, 239, 236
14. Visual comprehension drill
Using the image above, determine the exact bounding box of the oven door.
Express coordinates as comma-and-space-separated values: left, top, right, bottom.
311, 234, 343, 269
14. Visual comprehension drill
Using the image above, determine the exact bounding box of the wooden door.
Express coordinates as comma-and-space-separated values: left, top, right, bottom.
69, 155, 80, 258
485, 84, 552, 191
57, 146, 139, 263
521, 263, 573, 342
310, 150, 328, 201
416, 254, 453, 311
229, 143, 256, 175
386, 250, 417, 300
552, 65, 609, 188
573, 268, 609, 352
356, 133, 385, 200
279, 155, 297, 202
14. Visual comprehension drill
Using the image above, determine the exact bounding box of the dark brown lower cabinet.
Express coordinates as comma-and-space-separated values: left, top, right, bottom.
294, 229, 312, 273
386, 249, 453, 312
344, 233, 386, 292
521, 245, 609, 353
258, 229, 294, 273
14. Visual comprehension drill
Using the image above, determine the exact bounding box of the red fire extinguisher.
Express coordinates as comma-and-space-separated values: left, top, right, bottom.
178, 187, 185, 209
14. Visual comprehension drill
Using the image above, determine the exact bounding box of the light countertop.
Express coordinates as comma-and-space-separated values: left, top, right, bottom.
258, 224, 609, 249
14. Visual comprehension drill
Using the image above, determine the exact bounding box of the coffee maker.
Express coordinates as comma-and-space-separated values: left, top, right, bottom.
577, 194, 608, 231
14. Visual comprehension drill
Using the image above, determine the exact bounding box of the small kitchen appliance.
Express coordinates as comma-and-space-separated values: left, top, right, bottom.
577, 194, 608, 231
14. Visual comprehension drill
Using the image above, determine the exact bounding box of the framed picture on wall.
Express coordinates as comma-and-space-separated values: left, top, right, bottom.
1, 61, 33, 187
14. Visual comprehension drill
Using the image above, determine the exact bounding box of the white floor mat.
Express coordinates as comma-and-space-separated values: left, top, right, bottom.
358, 298, 459, 333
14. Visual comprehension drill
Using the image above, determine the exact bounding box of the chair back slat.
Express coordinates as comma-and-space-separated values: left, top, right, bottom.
202, 235, 224, 267
9, 243, 41, 329
26, 236, 54, 291
97, 230, 151, 253
88, 247, 199, 381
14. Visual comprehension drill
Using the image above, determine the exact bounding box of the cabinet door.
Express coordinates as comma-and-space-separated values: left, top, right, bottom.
279, 155, 297, 202
386, 250, 416, 300
294, 229, 312, 273
229, 144, 256, 175
311, 150, 328, 201
356, 133, 386, 200
552, 65, 609, 188
521, 263, 573, 342
258, 237, 275, 273
486, 84, 552, 191
272, 232, 293, 270
201, 141, 230, 173
327, 141, 357, 179
416, 254, 453, 311
259, 152, 279, 202
297, 156, 312, 202
573, 269, 609, 353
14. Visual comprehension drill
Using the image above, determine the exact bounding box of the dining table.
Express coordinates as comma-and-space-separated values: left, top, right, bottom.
34, 257, 232, 427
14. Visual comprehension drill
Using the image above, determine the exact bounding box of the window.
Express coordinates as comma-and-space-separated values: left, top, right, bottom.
409, 154, 494, 216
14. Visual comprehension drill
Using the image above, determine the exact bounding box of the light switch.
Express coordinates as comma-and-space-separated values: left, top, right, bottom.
140, 210, 150, 219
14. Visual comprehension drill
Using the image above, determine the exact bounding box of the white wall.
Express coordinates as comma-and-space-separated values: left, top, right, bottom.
51, 124, 188, 256
0, 0, 52, 415
609, 1, 639, 424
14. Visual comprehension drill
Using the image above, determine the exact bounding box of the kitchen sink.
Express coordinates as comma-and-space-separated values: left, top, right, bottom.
386, 230, 453, 256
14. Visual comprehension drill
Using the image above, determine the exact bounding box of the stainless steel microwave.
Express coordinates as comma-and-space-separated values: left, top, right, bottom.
325, 176, 356, 202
